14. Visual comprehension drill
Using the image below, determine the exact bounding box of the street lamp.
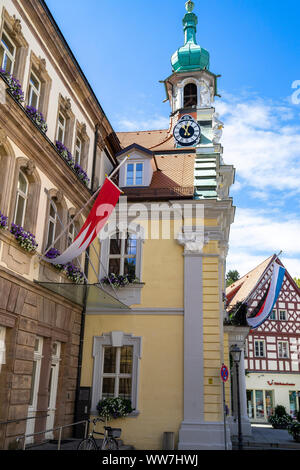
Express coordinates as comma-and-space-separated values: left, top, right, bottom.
231, 344, 243, 450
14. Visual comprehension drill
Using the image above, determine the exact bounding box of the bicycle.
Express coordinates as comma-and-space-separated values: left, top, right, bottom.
77, 417, 121, 450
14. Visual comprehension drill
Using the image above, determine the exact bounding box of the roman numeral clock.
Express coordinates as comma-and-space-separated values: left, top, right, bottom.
173, 115, 201, 147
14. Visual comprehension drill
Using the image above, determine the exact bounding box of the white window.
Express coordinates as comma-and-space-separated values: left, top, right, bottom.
91, 332, 142, 414
269, 309, 277, 320
46, 201, 57, 250
14, 170, 28, 227
74, 136, 82, 165
279, 310, 287, 321
254, 340, 265, 357
126, 162, 143, 186
28, 71, 41, 109
0, 326, 6, 373
0, 30, 16, 74
108, 231, 137, 278
56, 112, 66, 143
101, 345, 133, 400
278, 341, 289, 358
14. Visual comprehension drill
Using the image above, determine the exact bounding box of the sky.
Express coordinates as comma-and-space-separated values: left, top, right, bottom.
45, 0, 300, 278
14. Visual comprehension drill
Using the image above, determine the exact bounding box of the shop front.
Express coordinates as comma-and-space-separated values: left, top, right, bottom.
246, 374, 300, 422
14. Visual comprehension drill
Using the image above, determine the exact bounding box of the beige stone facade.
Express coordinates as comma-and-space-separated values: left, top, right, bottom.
0, 0, 120, 449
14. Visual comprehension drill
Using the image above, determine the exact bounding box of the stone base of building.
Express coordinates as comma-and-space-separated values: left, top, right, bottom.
228, 416, 252, 438
178, 421, 232, 450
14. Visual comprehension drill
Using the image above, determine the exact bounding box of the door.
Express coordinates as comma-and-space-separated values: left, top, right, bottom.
26, 337, 43, 444
45, 342, 61, 439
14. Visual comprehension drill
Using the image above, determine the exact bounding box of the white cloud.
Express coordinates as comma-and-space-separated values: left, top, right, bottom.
216, 96, 300, 193
227, 208, 300, 278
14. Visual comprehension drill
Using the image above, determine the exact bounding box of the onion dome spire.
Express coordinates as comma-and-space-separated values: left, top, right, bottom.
171, 1, 210, 72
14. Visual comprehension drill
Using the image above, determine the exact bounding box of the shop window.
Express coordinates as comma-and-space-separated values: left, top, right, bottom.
289, 391, 298, 418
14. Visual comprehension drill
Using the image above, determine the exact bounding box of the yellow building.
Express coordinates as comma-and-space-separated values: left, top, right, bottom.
79, 1, 236, 450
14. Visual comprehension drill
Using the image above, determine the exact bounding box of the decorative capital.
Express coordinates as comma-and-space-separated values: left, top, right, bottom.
24, 159, 36, 176
177, 227, 208, 254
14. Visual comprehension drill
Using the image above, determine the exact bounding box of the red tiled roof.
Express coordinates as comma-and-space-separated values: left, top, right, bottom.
117, 130, 196, 152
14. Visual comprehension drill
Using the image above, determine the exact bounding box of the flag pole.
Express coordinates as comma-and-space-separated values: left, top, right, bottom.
40, 155, 130, 259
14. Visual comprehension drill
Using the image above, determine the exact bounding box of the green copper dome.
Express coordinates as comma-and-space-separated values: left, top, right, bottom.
171, 1, 210, 73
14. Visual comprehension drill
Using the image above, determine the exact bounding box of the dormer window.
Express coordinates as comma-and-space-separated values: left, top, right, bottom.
184, 83, 197, 107
126, 162, 143, 186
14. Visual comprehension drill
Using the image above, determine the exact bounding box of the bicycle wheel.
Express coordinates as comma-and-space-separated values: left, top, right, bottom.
101, 438, 119, 450
77, 438, 97, 450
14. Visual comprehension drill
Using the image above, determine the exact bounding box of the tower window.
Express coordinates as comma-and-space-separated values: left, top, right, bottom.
183, 83, 197, 107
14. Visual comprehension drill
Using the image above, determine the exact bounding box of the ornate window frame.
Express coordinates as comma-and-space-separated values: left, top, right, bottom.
0, 8, 29, 85
43, 188, 67, 254
9, 157, 41, 235
91, 332, 142, 415
55, 94, 75, 150
73, 121, 90, 172
0, 129, 15, 215
26, 51, 52, 120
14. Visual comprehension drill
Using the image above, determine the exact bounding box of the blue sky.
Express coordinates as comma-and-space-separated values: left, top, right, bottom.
45, 0, 300, 278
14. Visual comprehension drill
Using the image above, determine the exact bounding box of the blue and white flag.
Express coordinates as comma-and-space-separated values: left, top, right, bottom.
247, 261, 285, 329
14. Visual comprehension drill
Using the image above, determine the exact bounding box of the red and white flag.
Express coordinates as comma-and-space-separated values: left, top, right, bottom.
45, 178, 122, 265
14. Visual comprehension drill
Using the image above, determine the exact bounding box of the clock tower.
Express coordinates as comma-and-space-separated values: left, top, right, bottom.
162, 0, 225, 199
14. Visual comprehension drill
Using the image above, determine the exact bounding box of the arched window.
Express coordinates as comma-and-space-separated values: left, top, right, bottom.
183, 83, 197, 108
13, 170, 28, 226
108, 231, 137, 278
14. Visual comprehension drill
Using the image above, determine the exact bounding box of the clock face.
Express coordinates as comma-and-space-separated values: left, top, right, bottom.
173, 115, 201, 147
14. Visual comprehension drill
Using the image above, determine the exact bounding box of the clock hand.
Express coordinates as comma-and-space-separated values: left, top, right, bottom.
182, 124, 191, 137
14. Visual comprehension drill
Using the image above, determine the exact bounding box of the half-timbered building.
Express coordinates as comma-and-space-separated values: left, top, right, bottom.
227, 255, 300, 423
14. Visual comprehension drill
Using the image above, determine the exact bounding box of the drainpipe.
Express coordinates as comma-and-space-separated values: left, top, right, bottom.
73, 247, 90, 437
91, 124, 99, 192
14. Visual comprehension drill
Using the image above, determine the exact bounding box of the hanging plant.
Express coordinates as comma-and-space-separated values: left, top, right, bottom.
10, 223, 38, 253
26, 106, 48, 133
0, 69, 24, 103
0, 211, 8, 229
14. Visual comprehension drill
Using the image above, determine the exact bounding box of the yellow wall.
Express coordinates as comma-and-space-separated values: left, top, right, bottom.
81, 314, 184, 450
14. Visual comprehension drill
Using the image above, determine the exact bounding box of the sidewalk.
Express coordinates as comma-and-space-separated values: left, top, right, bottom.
232, 424, 300, 450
